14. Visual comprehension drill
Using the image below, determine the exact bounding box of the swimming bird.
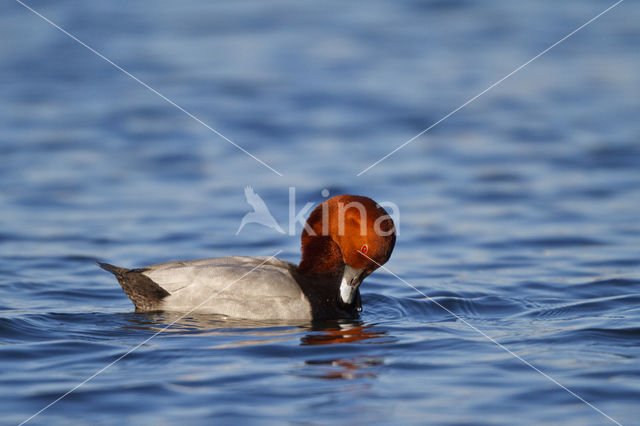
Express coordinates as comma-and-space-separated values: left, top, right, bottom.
235, 186, 284, 234
99, 195, 395, 320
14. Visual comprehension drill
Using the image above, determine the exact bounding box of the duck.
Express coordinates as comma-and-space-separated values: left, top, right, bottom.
99, 194, 396, 320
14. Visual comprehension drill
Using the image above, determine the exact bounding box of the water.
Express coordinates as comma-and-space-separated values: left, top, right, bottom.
1, 0, 639, 424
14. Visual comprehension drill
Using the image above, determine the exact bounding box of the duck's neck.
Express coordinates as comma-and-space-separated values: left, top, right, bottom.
297, 236, 344, 277
294, 235, 360, 320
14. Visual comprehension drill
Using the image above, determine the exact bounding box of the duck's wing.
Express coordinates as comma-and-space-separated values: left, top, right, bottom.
140, 256, 292, 292
144, 257, 311, 319
101, 257, 312, 319
143, 257, 305, 299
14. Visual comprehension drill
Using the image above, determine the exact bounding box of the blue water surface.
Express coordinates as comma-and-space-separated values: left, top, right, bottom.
1, 0, 639, 424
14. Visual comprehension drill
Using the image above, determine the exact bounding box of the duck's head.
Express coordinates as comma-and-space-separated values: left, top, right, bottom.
298, 194, 396, 304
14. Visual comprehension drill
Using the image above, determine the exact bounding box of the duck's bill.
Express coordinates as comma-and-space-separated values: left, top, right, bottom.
339, 265, 366, 305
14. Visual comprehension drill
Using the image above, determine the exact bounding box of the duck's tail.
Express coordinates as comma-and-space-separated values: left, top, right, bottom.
98, 262, 170, 311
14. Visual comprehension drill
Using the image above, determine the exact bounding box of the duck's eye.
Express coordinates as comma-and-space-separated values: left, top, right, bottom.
360, 244, 368, 254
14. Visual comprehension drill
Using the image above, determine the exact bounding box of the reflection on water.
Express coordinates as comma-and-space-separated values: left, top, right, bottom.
301, 322, 391, 381
122, 311, 309, 332
301, 321, 393, 346
121, 312, 305, 348
122, 314, 390, 381
121, 312, 393, 348
304, 356, 383, 380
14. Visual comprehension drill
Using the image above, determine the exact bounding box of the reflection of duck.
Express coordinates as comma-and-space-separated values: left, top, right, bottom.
121, 311, 309, 334
300, 323, 389, 380
301, 322, 388, 345
305, 356, 383, 380
236, 186, 284, 234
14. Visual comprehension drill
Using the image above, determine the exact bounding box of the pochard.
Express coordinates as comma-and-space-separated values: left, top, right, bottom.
99, 195, 396, 320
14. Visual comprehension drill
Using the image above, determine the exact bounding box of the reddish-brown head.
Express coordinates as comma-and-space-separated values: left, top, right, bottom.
298, 195, 396, 303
